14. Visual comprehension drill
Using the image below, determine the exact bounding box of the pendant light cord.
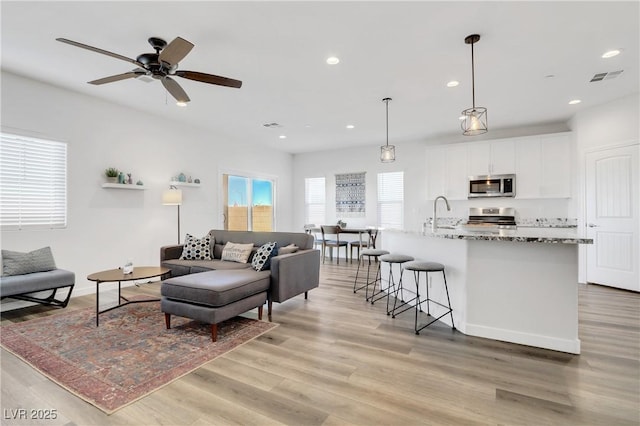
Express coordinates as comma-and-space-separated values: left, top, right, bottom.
383, 97, 391, 147
386, 99, 389, 147
471, 41, 476, 109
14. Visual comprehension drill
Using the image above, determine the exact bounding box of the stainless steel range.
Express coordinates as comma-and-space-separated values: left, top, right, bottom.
464, 207, 517, 230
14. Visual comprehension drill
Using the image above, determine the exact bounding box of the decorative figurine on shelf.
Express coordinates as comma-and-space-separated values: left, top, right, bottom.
118, 172, 125, 184
127, 173, 133, 184
194, 178, 201, 184
136, 180, 144, 186
187, 176, 193, 183
178, 173, 187, 182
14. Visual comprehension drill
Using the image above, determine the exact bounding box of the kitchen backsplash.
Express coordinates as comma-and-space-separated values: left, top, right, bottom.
428, 217, 577, 228
518, 218, 577, 228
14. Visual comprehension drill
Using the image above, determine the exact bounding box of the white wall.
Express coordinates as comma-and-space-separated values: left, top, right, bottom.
1, 72, 294, 306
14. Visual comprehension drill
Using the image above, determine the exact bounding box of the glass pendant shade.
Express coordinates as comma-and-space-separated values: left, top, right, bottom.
461, 107, 488, 136
380, 144, 396, 163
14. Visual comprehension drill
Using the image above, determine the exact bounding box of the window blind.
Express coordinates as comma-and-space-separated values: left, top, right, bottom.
304, 177, 326, 225
0, 133, 68, 230
377, 171, 404, 229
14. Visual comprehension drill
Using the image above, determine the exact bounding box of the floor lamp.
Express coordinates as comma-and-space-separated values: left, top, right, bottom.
162, 186, 183, 244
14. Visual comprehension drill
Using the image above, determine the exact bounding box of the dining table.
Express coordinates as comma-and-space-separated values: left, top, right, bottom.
305, 226, 378, 263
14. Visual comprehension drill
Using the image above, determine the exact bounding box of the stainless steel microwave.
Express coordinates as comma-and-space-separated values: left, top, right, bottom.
468, 174, 516, 198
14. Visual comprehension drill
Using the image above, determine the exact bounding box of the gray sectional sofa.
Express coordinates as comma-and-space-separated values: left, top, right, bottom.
160, 229, 321, 319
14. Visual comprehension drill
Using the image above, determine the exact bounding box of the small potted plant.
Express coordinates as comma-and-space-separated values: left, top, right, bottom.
105, 167, 119, 183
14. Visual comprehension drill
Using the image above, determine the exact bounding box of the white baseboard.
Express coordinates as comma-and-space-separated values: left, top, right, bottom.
465, 323, 581, 354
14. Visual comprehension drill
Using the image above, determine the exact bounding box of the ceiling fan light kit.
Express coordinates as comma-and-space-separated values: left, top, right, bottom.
380, 97, 396, 163
56, 36, 242, 106
461, 34, 488, 136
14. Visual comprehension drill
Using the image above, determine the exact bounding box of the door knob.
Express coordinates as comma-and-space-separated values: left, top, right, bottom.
587, 223, 598, 228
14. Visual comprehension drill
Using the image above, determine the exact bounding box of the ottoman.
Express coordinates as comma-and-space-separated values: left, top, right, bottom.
161, 269, 270, 341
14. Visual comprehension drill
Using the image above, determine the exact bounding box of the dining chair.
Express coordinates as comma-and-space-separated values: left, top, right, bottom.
320, 225, 349, 264
349, 228, 378, 264
304, 224, 325, 251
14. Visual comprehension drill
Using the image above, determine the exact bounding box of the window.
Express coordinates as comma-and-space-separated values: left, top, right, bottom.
377, 171, 404, 229
305, 177, 326, 225
0, 133, 67, 230
223, 174, 274, 231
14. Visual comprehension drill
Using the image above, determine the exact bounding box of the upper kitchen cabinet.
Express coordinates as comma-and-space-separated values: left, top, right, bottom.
468, 139, 516, 176
516, 133, 572, 198
426, 144, 468, 200
426, 145, 446, 200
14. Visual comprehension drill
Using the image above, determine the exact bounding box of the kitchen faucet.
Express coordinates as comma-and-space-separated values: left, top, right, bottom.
432, 195, 451, 232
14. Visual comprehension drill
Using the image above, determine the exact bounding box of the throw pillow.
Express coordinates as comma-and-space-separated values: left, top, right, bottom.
1, 246, 57, 277
179, 233, 213, 260
221, 242, 254, 263
251, 242, 278, 271
278, 244, 299, 255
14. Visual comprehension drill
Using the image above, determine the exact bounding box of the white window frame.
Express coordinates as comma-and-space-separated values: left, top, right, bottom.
304, 177, 326, 226
377, 171, 404, 229
0, 132, 68, 230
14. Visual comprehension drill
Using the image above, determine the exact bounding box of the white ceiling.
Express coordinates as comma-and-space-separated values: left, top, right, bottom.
1, 1, 638, 154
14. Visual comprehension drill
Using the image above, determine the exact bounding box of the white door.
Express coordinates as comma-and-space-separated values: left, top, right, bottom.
586, 143, 639, 291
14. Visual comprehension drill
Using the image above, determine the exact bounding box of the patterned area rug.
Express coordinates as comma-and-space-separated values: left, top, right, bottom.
0, 302, 277, 414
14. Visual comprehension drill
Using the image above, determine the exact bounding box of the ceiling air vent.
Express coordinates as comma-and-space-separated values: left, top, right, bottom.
263, 122, 282, 128
590, 70, 624, 82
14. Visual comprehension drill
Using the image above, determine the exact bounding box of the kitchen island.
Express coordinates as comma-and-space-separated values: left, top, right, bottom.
381, 227, 592, 354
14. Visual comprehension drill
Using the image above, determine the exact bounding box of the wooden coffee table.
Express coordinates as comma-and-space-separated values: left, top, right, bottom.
87, 266, 171, 326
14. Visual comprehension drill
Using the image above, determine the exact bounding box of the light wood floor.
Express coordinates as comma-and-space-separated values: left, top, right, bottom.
1, 261, 639, 425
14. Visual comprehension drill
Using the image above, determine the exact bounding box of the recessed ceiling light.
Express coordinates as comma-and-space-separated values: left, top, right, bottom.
176, 101, 187, 107
279, 135, 287, 139
568, 99, 581, 105
602, 49, 621, 58
346, 124, 355, 129
326, 56, 340, 65
447, 81, 459, 87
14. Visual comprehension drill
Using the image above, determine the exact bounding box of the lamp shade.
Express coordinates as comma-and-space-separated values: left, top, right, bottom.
162, 188, 183, 205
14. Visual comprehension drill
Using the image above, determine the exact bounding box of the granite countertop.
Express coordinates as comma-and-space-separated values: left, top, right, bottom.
388, 227, 593, 245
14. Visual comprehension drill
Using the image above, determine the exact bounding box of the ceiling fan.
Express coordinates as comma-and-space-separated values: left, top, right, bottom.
56, 36, 242, 105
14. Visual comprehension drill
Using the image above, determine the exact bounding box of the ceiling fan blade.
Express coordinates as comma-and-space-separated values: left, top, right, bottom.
159, 37, 194, 67
161, 76, 190, 103
56, 38, 144, 67
88, 70, 146, 85
175, 70, 242, 89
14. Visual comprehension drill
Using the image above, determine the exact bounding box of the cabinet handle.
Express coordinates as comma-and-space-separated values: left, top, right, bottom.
587, 223, 598, 228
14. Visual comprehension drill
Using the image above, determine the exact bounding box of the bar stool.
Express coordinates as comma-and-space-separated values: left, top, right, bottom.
399, 260, 454, 334
353, 248, 390, 301
370, 253, 414, 315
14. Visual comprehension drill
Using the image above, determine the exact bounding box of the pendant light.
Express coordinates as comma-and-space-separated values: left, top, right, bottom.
380, 97, 395, 162
461, 34, 488, 136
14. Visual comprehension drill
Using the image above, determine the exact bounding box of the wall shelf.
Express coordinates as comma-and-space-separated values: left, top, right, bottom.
170, 181, 201, 187
102, 183, 147, 190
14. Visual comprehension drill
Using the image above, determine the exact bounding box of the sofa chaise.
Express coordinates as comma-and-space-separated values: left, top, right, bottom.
160, 230, 320, 340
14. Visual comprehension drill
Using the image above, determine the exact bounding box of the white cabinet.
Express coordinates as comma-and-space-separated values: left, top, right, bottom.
444, 144, 469, 200
426, 144, 468, 200
426, 132, 572, 201
515, 133, 571, 198
426, 146, 445, 200
468, 139, 516, 176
